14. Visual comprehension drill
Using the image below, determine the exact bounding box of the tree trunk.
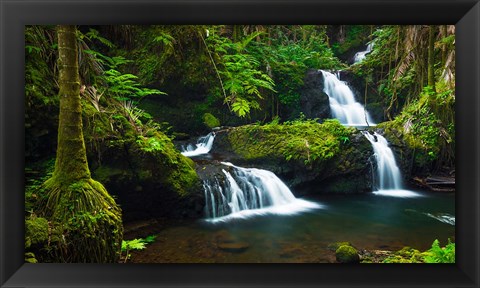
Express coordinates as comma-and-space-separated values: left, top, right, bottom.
441, 25, 447, 65
427, 25, 436, 92
53, 25, 91, 184
41, 25, 123, 263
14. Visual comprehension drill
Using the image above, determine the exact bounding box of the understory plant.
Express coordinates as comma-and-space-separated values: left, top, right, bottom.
121, 235, 157, 263
382, 239, 455, 263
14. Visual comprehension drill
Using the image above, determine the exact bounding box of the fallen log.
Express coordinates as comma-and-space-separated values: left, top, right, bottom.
413, 176, 455, 192
425, 176, 455, 185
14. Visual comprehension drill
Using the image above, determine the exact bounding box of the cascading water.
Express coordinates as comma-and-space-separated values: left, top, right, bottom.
362, 131, 421, 197
203, 162, 321, 222
321, 70, 375, 126
354, 42, 373, 63
181, 132, 216, 157
322, 45, 420, 198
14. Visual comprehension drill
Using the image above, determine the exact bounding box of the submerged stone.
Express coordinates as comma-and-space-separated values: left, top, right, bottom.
217, 242, 250, 253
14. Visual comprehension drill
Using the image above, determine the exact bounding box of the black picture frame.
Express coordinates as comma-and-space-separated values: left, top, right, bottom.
1, 0, 479, 287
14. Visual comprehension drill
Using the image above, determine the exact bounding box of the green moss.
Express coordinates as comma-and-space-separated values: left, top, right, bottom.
42, 177, 123, 263
133, 131, 200, 197
165, 159, 199, 197
203, 113, 220, 129
378, 86, 455, 171
25, 252, 38, 263
335, 245, 360, 263
228, 119, 354, 165
382, 247, 426, 263
25, 216, 49, 248
327, 241, 352, 251
381, 240, 455, 264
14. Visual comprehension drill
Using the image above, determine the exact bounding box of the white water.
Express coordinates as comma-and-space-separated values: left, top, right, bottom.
181, 132, 216, 157
363, 131, 422, 198
354, 42, 373, 63
321, 70, 375, 126
203, 162, 322, 223
424, 212, 455, 226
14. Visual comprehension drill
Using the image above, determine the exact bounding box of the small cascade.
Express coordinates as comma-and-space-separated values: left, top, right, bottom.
362, 131, 421, 197
181, 132, 216, 157
354, 42, 373, 63
321, 70, 375, 127
203, 162, 321, 222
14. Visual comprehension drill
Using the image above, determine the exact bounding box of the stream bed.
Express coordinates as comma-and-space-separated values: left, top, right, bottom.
127, 190, 454, 263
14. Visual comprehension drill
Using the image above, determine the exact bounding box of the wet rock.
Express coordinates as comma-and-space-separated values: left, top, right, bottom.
89, 133, 204, 222
279, 246, 306, 258
214, 230, 237, 244
300, 69, 331, 120
214, 230, 249, 253
217, 242, 250, 253
335, 245, 360, 263
327, 241, 353, 251
211, 125, 374, 197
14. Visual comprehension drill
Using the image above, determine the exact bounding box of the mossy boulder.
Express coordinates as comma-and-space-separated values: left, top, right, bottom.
335, 245, 360, 263
327, 241, 353, 251
80, 100, 203, 222
90, 133, 203, 222
203, 113, 220, 129
212, 120, 374, 195
25, 216, 49, 249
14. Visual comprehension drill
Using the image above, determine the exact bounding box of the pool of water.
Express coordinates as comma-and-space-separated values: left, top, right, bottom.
129, 190, 455, 263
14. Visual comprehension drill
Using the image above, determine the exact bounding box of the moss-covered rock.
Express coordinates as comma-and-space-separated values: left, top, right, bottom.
25, 216, 49, 249
203, 113, 220, 129
71, 96, 205, 222
89, 131, 203, 221
382, 246, 426, 263
212, 120, 373, 195
335, 245, 360, 263
327, 241, 353, 251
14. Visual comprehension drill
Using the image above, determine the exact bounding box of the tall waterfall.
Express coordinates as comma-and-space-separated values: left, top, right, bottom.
354, 42, 373, 63
181, 132, 216, 157
203, 162, 321, 222
363, 131, 421, 197
321, 70, 375, 126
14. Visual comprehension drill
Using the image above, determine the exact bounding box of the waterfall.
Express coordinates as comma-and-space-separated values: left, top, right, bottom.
203, 162, 321, 222
362, 131, 421, 197
321, 70, 375, 126
181, 132, 216, 157
354, 42, 373, 63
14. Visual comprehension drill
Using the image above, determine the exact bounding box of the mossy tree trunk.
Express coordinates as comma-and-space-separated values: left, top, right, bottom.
54, 25, 91, 183
42, 25, 123, 263
427, 25, 436, 92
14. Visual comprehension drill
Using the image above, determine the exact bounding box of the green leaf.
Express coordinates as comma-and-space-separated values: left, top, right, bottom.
232, 99, 250, 117
122, 239, 146, 251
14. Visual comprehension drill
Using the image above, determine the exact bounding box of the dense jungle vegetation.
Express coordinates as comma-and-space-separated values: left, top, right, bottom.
25, 25, 455, 263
